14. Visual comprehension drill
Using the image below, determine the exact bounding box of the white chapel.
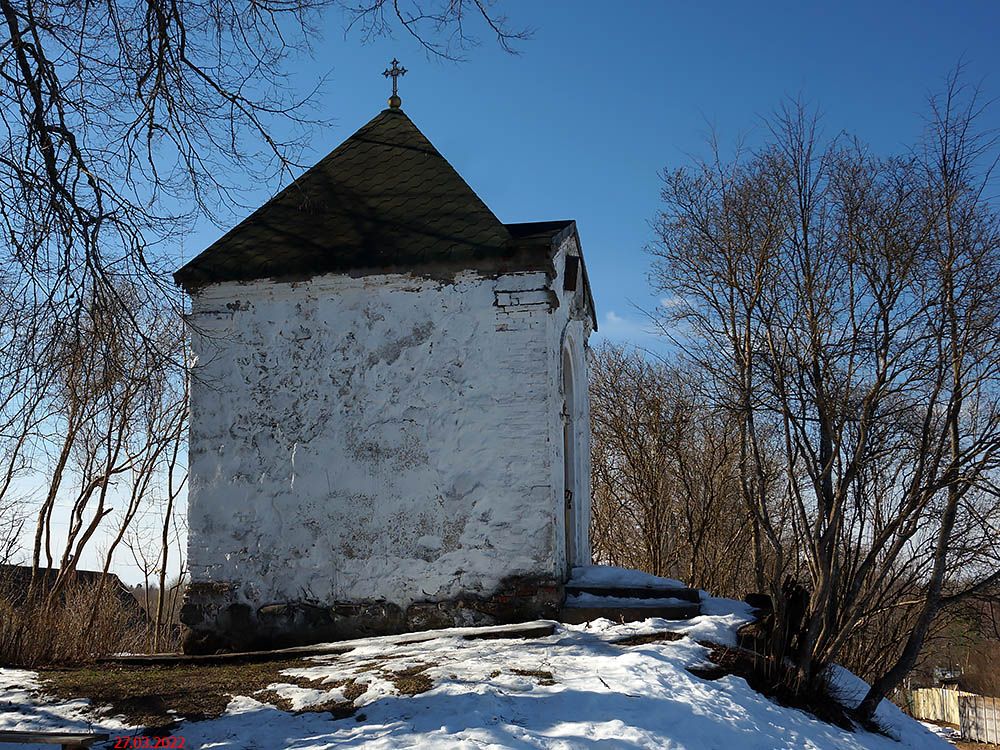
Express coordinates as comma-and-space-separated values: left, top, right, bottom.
174, 77, 597, 652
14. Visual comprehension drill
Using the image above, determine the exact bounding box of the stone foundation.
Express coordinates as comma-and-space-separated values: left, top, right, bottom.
180, 575, 563, 654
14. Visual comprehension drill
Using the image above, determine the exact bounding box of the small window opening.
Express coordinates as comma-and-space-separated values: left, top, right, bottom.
564, 255, 580, 292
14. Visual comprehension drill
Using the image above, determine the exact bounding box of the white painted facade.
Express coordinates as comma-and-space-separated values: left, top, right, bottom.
186, 235, 592, 617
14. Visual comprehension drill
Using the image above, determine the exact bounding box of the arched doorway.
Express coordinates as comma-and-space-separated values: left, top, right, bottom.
562, 344, 579, 576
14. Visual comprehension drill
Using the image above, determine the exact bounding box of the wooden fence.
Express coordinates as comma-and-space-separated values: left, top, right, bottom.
959, 694, 1000, 745
909, 688, 1000, 745
910, 688, 969, 726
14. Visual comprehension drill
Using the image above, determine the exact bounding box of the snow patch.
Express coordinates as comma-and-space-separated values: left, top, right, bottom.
0, 669, 132, 745
829, 666, 951, 748
920, 721, 960, 742
569, 565, 687, 589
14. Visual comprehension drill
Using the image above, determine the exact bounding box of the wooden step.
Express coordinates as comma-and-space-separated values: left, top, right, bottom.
559, 602, 701, 624
564, 583, 701, 603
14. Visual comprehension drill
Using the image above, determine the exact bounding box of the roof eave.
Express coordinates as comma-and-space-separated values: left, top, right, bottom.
556, 221, 598, 332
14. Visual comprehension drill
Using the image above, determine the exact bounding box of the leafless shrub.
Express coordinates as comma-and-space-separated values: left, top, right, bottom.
127, 527, 188, 653
0, 575, 147, 667
590, 344, 771, 595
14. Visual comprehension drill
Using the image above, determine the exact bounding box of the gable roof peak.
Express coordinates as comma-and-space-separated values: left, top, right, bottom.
174, 107, 514, 290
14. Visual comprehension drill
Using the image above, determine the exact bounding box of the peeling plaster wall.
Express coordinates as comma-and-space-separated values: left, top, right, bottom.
183, 247, 592, 648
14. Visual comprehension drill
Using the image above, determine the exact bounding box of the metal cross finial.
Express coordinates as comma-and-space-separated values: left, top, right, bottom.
383, 58, 407, 109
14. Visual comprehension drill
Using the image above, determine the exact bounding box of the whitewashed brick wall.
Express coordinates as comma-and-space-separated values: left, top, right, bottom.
185, 247, 591, 615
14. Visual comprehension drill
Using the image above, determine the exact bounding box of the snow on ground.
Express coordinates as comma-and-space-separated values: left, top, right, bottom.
0, 669, 132, 743
919, 721, 961, 744
0, 595, 950, 749
568, 565, 687, 589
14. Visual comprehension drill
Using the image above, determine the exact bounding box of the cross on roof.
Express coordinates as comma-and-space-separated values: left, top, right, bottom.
383, 58, 407, 109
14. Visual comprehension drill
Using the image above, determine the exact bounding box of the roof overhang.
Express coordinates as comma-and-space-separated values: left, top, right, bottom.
505, 220, 597, 331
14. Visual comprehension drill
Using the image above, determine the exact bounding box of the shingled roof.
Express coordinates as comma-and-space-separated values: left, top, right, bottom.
174, 108, 562, 290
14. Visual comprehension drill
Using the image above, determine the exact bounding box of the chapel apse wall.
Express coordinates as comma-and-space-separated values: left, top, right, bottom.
181, 261, 585, 651
172, 101, 599, 653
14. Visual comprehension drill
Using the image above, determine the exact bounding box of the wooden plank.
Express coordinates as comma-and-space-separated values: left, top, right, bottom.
101, 620, 559, 665
991, 695, 999, 745
959, 694, 973, 740
910, 687, 973, 726
99, 641, 355, 666
0, 730, 108, 746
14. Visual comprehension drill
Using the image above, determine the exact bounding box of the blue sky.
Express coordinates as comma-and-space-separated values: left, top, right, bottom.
181, 0, 1000, 352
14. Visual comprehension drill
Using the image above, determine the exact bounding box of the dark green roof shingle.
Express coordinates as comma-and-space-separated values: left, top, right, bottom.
174, 108, 540, 290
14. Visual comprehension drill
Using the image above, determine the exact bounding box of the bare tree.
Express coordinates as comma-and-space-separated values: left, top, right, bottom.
854, 70, 1000, 717
154, 374, 189, 651
0, 0, 526, 659
0, 496, 24, 565
0, 0, 525, 612
590, 343, 765, 595
652, 73, 1000, 719
0, 0, 527, 327
338, 0, 529, 57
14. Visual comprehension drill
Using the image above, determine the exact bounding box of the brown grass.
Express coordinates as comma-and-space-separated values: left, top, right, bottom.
386, 663, 434, 695
42, 660, 311, 730
511, 668, 556, 686
611, 631, 686, 647
40, 657, 442, 730
0, 581, 155, 667
257, 678, 363, 721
